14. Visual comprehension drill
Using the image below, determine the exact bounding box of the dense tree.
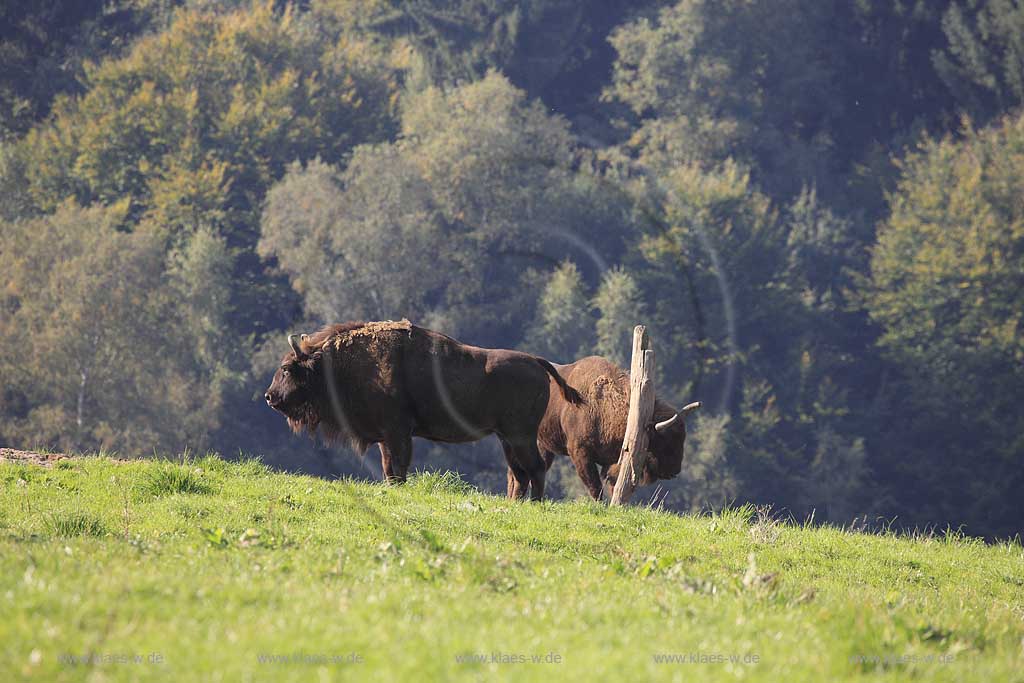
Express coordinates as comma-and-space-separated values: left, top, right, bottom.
522, 261, 592, 362
17, 2, 396, 221
605, 0, 842, 199
0, 202, 230, 453
0, 0, 178, 141
667, 413, 738, 513
592, 268, 646, 368
261, 71, 625, 345
0, 0, 1021, 535
935, 0, 1024, 122
611, 158, 874, 519
821, 0, 958, 213
314, 0, 657, 132
9, 1, 398, 341
867, 113, 1024, 536
606, 0, 962, 215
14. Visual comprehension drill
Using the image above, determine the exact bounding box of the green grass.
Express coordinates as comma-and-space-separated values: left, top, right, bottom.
1, 456, 1022, 682
42, 511, 107, 538
138, 463, 215, 497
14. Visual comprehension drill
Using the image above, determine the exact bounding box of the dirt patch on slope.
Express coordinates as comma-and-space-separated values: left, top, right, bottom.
0, 448, 72, 467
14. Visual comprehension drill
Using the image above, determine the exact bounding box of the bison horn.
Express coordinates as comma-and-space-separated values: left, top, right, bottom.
287, 333, 306, 359
653, 402, 701, 432
653, 413, 679, 432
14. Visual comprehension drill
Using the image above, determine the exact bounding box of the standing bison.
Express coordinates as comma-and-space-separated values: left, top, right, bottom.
524, 355, 700, 500
264, 320, 582, 500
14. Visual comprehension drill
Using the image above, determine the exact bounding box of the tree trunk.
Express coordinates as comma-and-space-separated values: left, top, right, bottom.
76, 368, 88, 432
610, 325, 656, 505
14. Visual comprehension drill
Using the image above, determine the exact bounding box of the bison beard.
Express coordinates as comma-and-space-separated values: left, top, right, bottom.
265, 320, 581, 500
284, 388, 371, 457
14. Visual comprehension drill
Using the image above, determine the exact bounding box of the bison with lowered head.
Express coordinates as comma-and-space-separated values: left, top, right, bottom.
264, 320, 582, 500
521, 355, 700, 500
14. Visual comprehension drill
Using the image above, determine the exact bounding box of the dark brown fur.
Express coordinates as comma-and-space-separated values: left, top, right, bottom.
264, 320, 581, 500
519, 355, 692, 500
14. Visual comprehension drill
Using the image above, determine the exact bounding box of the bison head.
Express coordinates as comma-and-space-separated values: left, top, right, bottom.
265, 334, 326, 432
606, 401, 701, 488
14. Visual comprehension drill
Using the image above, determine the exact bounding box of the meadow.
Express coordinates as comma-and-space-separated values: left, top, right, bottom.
2, 454, 1022, 682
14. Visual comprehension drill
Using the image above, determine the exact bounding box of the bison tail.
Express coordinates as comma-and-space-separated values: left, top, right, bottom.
536, 358, 584, 405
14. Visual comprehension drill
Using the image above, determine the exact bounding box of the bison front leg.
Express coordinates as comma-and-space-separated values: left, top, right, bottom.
601, 464, 616, 499
568, 449, 604, 501
378, 435, 413, 484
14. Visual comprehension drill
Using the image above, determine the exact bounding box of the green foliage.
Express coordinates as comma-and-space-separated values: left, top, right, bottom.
261, 71, 617, 343
669, 412, 738, 513
870, 116, 1024, 367
314, 0, 654, 122
935, 0, 1024, 121
0, 0, 1022, 537
592, 267, 645, 367
0, 202, 229, 453
17, 2, 397, 225
606, 0, 957, 212
1, 1, 400, 464
523, 261, 592, 361
605, 0, 841, 197
319, 0, 526, 86
867, 112, 1024, 536
624, 159, 873, 519
0, 0, 175, 141
633, 160, 786, 399
806, 427, 868, 523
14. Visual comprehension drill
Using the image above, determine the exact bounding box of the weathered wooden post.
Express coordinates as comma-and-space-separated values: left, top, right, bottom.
610, 325, 657, 505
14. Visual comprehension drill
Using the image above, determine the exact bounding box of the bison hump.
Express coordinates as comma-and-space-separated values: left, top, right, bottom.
328, 319, 413, 351
589, 375, 628, 408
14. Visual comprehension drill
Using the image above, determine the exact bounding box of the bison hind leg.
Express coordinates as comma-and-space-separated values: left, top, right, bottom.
505, 466, 521, 498
507, 463, 530, 500
525, 454, 545, 501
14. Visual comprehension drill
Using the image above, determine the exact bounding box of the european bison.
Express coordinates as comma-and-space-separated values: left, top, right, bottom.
264, 320, 582, 500
519, 355, 700, 500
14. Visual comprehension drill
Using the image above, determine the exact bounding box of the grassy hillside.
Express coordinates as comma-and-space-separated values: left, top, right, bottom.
1, 455, 1022, 682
